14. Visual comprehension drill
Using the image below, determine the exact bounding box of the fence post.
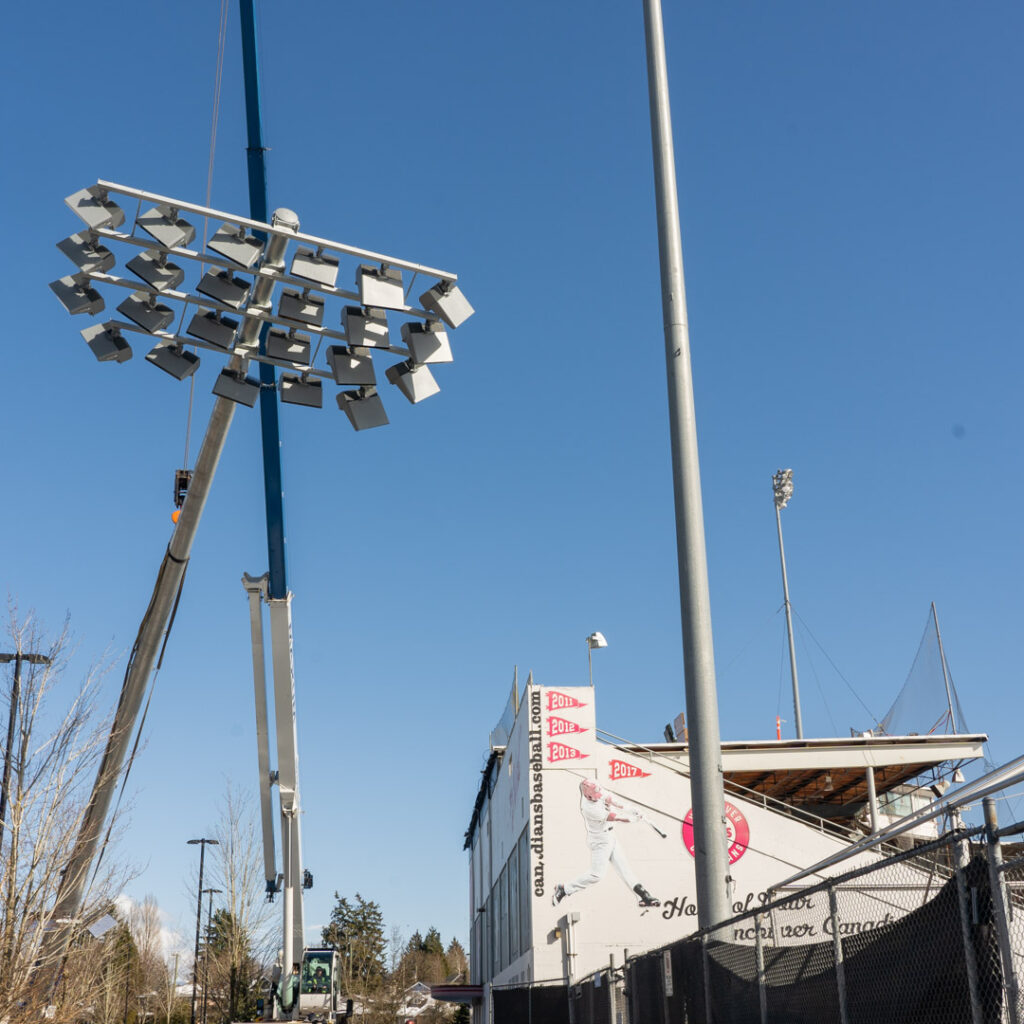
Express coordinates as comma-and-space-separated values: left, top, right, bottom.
827, 886, 850, 1024
702, 933, 712, 1024
953, 834, 985, 1024
984, 798, 1021, 1024
754, 912, 767, 1024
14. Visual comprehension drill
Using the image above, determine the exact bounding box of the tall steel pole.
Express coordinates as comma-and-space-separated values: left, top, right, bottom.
641, 0, 731, 930
772, 469, 803, 739
188, 839, 218, 1024
201, 887, 222, 1024
0, 652, 52, 841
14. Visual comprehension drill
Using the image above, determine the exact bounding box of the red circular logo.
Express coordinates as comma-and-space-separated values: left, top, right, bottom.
682, 801, 750, 864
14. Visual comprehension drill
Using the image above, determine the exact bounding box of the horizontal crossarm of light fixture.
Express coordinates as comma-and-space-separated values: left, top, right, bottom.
95, 180, 459, 284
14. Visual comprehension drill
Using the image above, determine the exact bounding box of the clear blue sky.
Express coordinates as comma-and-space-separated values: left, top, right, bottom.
3, 1, 1022, 955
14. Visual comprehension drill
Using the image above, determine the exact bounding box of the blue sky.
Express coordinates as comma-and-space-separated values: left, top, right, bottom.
3, 1, 1022, 954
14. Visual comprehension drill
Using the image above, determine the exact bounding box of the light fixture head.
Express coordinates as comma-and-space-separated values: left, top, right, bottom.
419, 280, 474, 329
385, 360, 440, 404
326, 345, 376, 386
207, 224, 264, 268
81, 322, 132, 363
400, 320, 452, 364
341, 305, 390, 348
265, 328, 311, 365
146, 343, 200, 381
187, 311, 239, 350
126, 249, 184, 292
290, 246, 340, 288
586, 632, 608, 650
49, 275, 104, 316
278, 288, 325, 327
280, 374, 323, 409
197, 269, 251, 310
212, 367, 260, 406
357, 264, 405, 310
137, 204, 196, 250
337, 386, 389, 430
117, 290, 174, 333
772, 468, 794, 510
57, 232, 115, 274
65, 186, 125, 230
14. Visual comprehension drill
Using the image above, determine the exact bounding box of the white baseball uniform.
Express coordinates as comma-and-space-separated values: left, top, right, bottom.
563, 794, 640, 896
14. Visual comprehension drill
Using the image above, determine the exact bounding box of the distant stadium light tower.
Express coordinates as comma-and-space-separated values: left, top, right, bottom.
772, 468, 803, 739
586, 631, 608, 687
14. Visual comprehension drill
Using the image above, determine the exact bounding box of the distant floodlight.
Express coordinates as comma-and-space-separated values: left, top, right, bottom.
81, 323, 131, 363
49, 275, 104, 316
212, 367, 260, 406
401, 321, 452, 364
126, 250, 184, 292
385, 360, 439, 403
65, 186, 125, 230
278, 288, 324, 327
587, 632, 608, 650
137, 204, 196, 250
357, 264, 405, 310
326, 345, 376, 386
117, 290, 174, 333
341, 305, 389, 348
207, 224, 264, 268
419, 281, 474, 329
266, 328, 311, 364
197, 269, 251, 310
187, 311, 238, 350
772, 468, 794, 511
87, 914, 118, 940
57, 232, 115, 274
290, 247, 339, 288
280, 374, 323, 408
337, 386, 389, 430
146, 343, 200, 381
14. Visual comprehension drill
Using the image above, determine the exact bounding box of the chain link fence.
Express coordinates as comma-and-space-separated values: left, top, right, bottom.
490, 799, 1024, 1024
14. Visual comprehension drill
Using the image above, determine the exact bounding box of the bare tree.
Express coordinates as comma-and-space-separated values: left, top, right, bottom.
0, 608, 130, 1023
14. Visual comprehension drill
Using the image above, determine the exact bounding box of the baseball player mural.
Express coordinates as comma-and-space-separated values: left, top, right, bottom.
552, 779, 661, 909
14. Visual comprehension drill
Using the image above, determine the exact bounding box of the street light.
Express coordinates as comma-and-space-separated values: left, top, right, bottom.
772, 468, 803, 739
585, 632, 607, 687
187, 838, 219, 1024
0, 652, 52, 841
201, 887, 223, 1024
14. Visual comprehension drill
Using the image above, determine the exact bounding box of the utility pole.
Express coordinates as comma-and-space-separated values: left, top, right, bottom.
0, 651, 52, 840
772, 469, 803, 739
188, 838, 219, 1024
201, 887, 222, 1024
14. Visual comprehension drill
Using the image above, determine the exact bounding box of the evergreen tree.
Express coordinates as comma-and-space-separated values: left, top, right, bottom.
322, 893, 386, 996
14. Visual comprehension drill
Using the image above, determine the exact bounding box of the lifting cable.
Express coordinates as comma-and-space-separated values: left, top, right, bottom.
87, 1, 231, 889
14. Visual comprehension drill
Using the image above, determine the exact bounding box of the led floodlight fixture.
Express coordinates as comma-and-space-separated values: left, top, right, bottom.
127, 250, 185, 292
57, 233, 115, 274
401, 321, 452, 364
278, 288, 324, 327
65, 186, 125, 230
290, 247, 340, 288
357, 264, 405, 310
338, 387, 389, 430
146, 342, 200, 381
385, 360, 440, 403
49, 275, 104, 316
326, 345, 376, 386
117, 291, 174, 333
266, 328, 311, 365
197, 269, 251, 310
280, 374, 323, 408
420, 281, 474, 329
208, 224, 264, 268
341, 305, 389, 348
81, 322, 132, 363
137, 204, 196, 250
212, 367, 260, 406
187, 311, 239, 350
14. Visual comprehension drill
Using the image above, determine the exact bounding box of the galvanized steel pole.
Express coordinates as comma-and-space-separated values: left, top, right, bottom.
641, 0, 731, 930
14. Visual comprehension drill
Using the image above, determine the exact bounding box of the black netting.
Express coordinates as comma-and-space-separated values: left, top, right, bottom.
572, 972, 613, 1024
626, 952, 665, 1023
493, 983, 569, 1024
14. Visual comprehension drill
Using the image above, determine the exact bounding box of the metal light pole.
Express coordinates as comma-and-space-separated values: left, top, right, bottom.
772, 469, 803, 739
201, 887, 222, 1024
585, 632, 607, 687
188, 839, 219, 1024
641, 0, 731, 930
0, 652, 52, 841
